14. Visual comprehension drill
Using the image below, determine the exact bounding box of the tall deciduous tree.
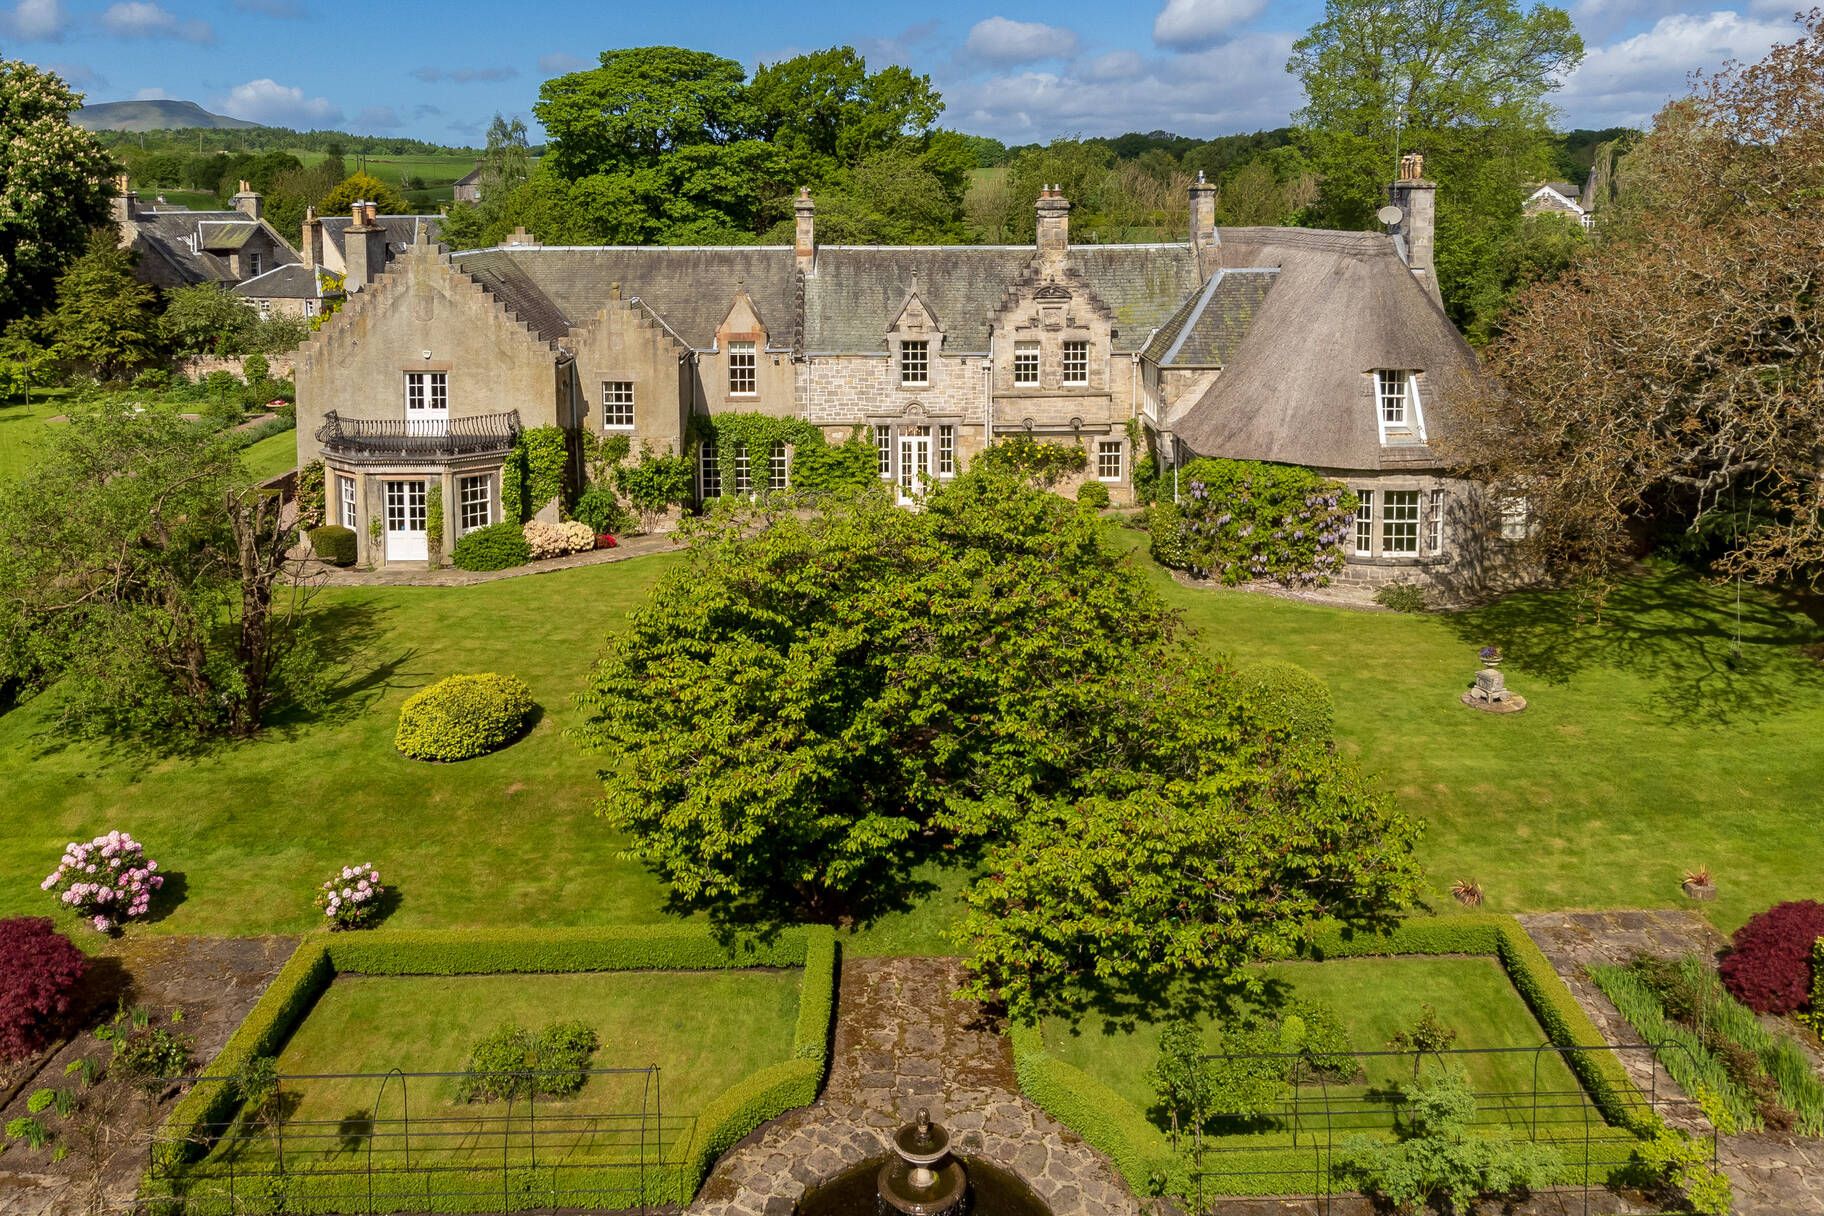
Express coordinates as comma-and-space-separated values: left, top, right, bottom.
536, 47, 753, 179
46, 232, 159, 381
318, 172, 409, 218
0, 61, 117, 324
1288, 0, 1582, 334
0, 407, 324, 743
1449, 13, 1824, 588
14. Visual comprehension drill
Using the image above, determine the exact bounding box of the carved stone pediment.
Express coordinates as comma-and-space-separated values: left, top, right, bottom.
1034, 283, 1072, 302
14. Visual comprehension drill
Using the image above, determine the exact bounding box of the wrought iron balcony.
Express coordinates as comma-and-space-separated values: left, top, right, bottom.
315, 410, 523, 458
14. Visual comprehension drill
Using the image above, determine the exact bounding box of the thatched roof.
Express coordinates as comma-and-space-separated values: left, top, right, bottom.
1167, 228, 1482, 472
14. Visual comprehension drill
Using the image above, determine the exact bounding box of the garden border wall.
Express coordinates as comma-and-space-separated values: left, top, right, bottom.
1009, 913, 1660, 1201
146, 924, 836, 1210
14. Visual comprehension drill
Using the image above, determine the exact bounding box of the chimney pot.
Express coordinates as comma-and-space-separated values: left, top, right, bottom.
1389, 153, 1440, 306
1035, 187, 1070, 258
1189, 171, 1219, 277
363, 200, 378, 224
794, 187, 816, 274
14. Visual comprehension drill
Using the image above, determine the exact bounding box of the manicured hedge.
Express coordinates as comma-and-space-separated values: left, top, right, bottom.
1012, 914, 1661, 1204
394, 672, 535, 762
306, 524, 356, 567
1237, 660, 1335, 745
153, 924, 837, 1188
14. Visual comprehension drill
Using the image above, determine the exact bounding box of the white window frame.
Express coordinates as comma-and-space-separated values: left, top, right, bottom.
899, 340, 929, 387
1374, 370, 1427, 444
1096, 440, 1123, 483
1426, 488, 1445, 554
1354, 490, 1374, 556
768, 442, 788, 492
936, 424, 956, 477
305, 299, 319, 317
404, 371, 448, 435
699, 440, 721, 499
458, 474, 492, 534
1062, 339, 1089, 387
1382, 490, 1420, 555
728, 341, 756, 396
732, 445, 752, 495
1500, 496, 1532, 542
601, 380, 635, 430
1013, 341, 1040, 386
248, 251, 262, 277
338, 475, 356, 530
876, 425, 893, 480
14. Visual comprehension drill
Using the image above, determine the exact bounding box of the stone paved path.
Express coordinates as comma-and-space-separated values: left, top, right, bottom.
1520, 910, 1824, 1216
689, 957, 1144, 1216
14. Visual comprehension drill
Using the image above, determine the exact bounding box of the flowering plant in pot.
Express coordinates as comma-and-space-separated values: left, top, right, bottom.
316, 862, 385, 929
1478, 645, 1503, 666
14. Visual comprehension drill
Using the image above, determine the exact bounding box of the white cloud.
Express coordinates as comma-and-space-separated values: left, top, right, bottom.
6, 0, 66, 40
216, 78, 341, 127
964, 16, 1079, 64
538, 52, 589, 74
132, 86, 168, 100
48, 61, 102, 89
1557, 10, 1791, 127
101, 1, 211, 42
1082, 50, 1145, 83
1153, 0, 1267, 50
945, 32, 1299, 142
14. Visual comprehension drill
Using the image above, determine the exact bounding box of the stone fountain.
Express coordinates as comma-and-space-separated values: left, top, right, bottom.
795, 1108, 1050, 1216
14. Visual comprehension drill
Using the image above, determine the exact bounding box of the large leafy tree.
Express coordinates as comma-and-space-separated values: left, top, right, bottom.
1449, 12, 1824, 589
0, 407, 324, 743
536, 47, 753, 179
1288, 0, 1582, 334
0, 60, 117, 323
576, 465, 1420, 1009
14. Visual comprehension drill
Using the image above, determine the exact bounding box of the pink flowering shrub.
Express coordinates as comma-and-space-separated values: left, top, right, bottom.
41, 832, 164, 933
316, 862, 384, 930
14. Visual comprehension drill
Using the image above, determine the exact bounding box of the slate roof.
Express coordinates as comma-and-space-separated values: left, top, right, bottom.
232, 264, 333, 300
126, 209, 298, 286
802, 247, 1033, 353
1141, 268, 1278, 366
454, 166, 483, 187
451, 247, 799, 351
321, 215, 444, 261
1167, 228, 1483, 472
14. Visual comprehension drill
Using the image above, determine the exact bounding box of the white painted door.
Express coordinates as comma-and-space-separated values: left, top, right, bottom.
405, 372, 448, 436
897, 435, 930, 505
384, 480, 428, 562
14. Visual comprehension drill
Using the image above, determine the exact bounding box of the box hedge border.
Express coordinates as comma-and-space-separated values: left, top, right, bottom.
150, 924, 836, 1210
1010, 914, 1661, 1202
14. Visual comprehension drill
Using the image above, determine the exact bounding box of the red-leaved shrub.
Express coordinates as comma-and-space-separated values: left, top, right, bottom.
1719, 900, 1824, 1015
0, 916, 88, 1061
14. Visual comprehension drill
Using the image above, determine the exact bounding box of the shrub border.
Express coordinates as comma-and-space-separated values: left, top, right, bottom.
149, 924, 836, 1209
1010, 913, 1660, 1201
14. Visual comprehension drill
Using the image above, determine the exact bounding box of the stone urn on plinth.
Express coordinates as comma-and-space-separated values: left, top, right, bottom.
1461, 646, 1526, 713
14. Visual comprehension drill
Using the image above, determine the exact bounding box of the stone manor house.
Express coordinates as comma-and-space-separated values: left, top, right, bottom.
294, 155, 1482, 578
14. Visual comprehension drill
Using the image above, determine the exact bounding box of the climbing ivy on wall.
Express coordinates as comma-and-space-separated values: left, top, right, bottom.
691, 414, 875, 498
1150, 458, 1358, 588
502, 426, 570, 523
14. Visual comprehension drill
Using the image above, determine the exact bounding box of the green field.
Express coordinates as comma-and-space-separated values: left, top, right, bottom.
292, 150, 480, 208
2, 538, 1820, 947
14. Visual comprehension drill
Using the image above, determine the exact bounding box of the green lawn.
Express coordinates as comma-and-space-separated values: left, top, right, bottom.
1, 539, 1819, 949
0, 392, 66, 483
1046, 958, 1580, 1118
240, 428, 298, 481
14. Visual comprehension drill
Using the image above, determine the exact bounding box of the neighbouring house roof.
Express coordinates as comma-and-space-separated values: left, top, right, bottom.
454, 166, 483, 187
320, 214, 444, 262
232, 264, 337, 300
1141, 268, 1279, 367
1167, 227, 1483, 472
125, 209, 298, 286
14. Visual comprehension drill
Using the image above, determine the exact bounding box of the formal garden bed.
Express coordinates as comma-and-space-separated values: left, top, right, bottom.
1012, 915, 1681, 1203
143, 925, 836, 1214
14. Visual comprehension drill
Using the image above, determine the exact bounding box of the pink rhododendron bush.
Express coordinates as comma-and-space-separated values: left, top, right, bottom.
316, 862, 385, 929
523, 519, 594, 559
42, 831, 165, 932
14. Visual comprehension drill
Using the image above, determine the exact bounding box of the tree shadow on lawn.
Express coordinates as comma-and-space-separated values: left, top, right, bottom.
1447, 564, 1824, 726
262, 597, 411, 738
667, 844, 947, 948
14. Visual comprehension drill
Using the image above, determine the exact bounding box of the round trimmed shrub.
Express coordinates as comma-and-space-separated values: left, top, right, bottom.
1237, 660, 1335, 745
1719, 900, 1824, 1015
0, 917, 87, 1062
395, 673, 536, 762
1076, 480, 1111, 509
451, 521, 532, 572
308, 524, 357, 567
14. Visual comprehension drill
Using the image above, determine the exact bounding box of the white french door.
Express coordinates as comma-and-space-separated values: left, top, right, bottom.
897, 435, 930, 506
384, 480, 428, 562
404, 372, 448, 436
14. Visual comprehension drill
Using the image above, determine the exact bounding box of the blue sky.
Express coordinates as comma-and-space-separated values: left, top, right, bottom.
6, 0, 1807, 145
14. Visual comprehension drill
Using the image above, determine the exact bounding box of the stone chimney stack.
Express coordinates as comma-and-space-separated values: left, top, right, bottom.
794, 187, 816, 274
111, 174, 137, 224
231, 179, 263, 221
345, 200, 389, 292
1035, 185, 1070, 260
301, 205, 323, 269
1189, 170, 1218, 278
363, 199, 379, 224
504, 226, 541, 249
1390, 152, 1441, 307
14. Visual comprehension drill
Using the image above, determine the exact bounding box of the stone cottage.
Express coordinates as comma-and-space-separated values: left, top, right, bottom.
294, 157, 1482, 579
113, 177, 321, 317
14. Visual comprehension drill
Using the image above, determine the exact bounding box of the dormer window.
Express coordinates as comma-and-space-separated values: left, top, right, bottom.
1374, 370, 1427, 444
728, 341, 756, 396
900, 340, 928, 387
248, 251, 262, 277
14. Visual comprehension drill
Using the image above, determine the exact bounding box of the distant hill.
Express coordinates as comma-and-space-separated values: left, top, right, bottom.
74, 100, 264, 133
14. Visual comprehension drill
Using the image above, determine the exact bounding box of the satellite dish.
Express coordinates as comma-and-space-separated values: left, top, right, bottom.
1376, 204, 1404, 227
